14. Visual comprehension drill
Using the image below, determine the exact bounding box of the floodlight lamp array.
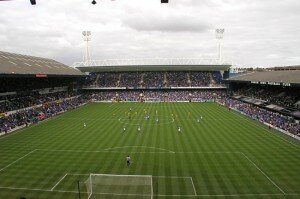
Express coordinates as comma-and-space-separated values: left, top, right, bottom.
215, 29, 225, 40
82, 31, 91, 37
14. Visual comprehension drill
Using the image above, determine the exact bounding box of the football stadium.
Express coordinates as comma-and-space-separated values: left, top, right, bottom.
0, 1, 299, 199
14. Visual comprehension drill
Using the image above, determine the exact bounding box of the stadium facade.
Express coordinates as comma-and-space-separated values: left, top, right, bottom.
75, 58, 230, 102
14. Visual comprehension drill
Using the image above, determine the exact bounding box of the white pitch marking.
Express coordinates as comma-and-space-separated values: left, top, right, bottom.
154, 176, 191, 179
103, 146, 175, 153
37, 149, 103, 153
36, 148, 241, 154
0, 186, 299, 197
0, 149, 37, 172
51, 173, 68, 191
151, 175, 154, 199
231, 110, 299, 149
190, 177, 197, 196
36, 148, 173, 154
176, 151, 240, 154
69, 173, 191, 179
240, 152, 286, 194
57, 118, 119, 121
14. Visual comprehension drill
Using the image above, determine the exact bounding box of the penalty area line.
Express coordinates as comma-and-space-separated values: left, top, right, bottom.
103, 146, 175, 153
240, 152, 286, 195
190, 177, 197, 196
0, 149, 37, 172
50, 173, 68, 191
36, 148, 174, 154
154, 176, 191, 179
35, 148, 241, 155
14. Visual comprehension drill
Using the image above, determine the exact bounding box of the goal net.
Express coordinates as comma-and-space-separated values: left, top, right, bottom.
85, 174, 153, 199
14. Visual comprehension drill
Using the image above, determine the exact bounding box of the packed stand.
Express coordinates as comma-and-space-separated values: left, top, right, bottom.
97, 72, 119, 87
0, 94, 88, 134
0, 91, 77, 113
167, 72, 189, 87
234, 85, 300, 109
85, 71, 224, 88
190, 72, 211, 87
85, 73, 97, 86
143, 72, 164, 87
119, 72, 141, 87
88, 90, 226, 102
212, 71, 223, 84
219, 98, 300, 136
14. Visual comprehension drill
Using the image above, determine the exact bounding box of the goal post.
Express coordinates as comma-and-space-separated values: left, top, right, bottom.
85, 173, 153, 199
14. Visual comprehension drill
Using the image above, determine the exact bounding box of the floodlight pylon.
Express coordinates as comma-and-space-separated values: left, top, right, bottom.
82, 31, 92, 64
216, 29, 225, 65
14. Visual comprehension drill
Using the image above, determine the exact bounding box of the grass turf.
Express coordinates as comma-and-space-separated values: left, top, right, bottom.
0, 102, 299, 199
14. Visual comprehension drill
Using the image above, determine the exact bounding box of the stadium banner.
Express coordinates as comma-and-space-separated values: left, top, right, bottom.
36, 74, 47, 78
82, 86, 227, 90
5, 104, 43, 116
38, 87, 68, 94
145, 98, 161, 102
82, 87, 127, 90
170, 87, 227, 89
0, 91, 17, 96
191, 98, 215, 102
250, 81, 297, 87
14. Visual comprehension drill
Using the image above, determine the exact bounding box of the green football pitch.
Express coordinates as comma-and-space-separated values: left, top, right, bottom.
0, 102, 299, 199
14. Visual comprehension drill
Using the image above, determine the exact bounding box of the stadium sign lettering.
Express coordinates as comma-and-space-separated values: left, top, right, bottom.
282, 83, 291, 86
36, 74, 47, 78
268, 82, 280, 85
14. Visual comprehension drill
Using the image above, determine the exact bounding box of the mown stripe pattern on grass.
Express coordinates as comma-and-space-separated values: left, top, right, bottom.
0, 102, 299, 199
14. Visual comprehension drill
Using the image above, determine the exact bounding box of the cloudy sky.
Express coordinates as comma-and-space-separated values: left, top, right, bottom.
0, 0, 299, 67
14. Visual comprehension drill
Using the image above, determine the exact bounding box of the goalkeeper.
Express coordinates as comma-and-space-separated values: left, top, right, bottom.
126, 155, 131, 167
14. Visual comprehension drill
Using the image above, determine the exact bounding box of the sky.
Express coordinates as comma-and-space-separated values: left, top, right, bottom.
0, 0, 299, 68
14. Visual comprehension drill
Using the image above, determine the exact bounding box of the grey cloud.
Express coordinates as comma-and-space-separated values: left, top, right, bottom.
123, 14, 210, 33
0, 0, 299, 67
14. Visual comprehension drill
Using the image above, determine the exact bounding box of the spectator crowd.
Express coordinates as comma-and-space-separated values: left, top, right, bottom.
88, 90, 226, 102
234, 85, 299, 109
0, 91, 77, 113
1, 90, 299, 138
0, 93, 88, 134
85, 71, 224, 88
219, 98, 300, 136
